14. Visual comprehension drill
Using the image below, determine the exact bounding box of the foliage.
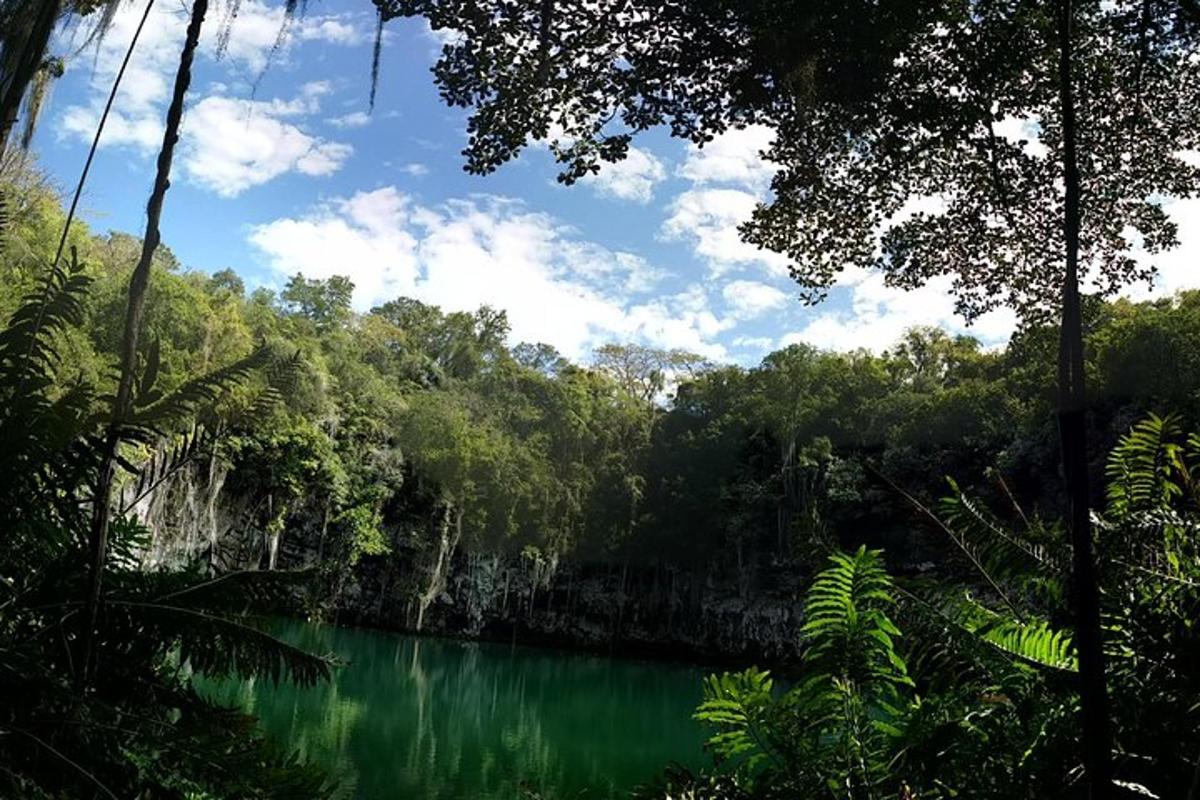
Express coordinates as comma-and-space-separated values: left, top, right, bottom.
678, 410, 1200, 798
0, 243, 338, 797
378, 0, 1199, 320
10, 152, 1200, 579
380, 7, 1200, 788
10, 147, 1200, 794
695, 548, 912, 797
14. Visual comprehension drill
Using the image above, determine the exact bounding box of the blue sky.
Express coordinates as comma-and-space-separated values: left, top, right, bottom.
31, 0, 1200, 364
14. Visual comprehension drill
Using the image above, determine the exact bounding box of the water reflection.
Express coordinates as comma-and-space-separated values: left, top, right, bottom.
203, 620, 707, 799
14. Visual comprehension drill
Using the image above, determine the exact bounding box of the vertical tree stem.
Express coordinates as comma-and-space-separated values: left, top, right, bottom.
0, 0, 62, 159
1056, 0, 1113, 796
81, 0, 209, 686
53, 0, 158, 271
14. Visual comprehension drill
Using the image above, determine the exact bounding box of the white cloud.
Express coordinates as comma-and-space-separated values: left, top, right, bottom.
732, 335, 775, 351
993, 113, 1048, 159
620, 285, 734, 359
398, 162, 430, 177
554, 241, 667, 295
723, 279, 788, 319
580, 146, 667, 203
665, 134, 1016, 354
328, 111, 371, 128
1119, 196, 1200, 303
421, 19, 464, 50
780, 268, 1017, 353
765, 186, 1200, 354
181, 93, 352, 197
661, 187, 790, 277
295, 19, 366, 47
56, 1, 364, 191
677, 125, 777, 189
208, 3, 369, 72
249, 188, 726, 360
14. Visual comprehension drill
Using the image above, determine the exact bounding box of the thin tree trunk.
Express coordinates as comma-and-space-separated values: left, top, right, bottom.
317, 496, 330, 561
81, 0, 208, 686
0, 0, 61, 160
416, 503, 461, 631
1056, 1, 1113, 796
1188, 743, 1200, 800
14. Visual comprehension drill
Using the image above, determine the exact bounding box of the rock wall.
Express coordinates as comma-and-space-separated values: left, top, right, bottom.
133, 470, 811, 662
332, 534, 811, 663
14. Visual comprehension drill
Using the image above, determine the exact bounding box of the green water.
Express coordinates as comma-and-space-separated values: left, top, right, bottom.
203, 620, 709, 799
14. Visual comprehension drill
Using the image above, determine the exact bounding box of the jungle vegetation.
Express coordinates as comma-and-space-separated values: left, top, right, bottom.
7, 148, 1200, 795
3, 0, 1200, 797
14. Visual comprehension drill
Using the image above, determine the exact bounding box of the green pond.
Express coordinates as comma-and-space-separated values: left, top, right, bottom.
202, 620, 710, 799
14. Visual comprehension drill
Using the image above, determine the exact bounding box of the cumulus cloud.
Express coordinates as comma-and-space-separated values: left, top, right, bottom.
993, 113, 1048, 159
779, 268, 1017, 352
662, 125, 1019, 354
661, 187, 790, 277
56, 1, 364, 191
182, 92, 353, 197
677, 125, 777, 189
771, 189, 1198, 353
732, 335, 775, 352
421, 19, 464, 50
1119, 196, 1200, 303
249, 187, 728, 360
723, 280, 789, 319
581, 146, 667, 203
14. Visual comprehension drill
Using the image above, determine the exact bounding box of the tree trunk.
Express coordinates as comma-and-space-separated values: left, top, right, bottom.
1056, 1, 1113, 796
317, 497, 330, 561
81, 0, 208, 686
416, 503, 461, 631
0, 0, 61, 160
1187, 744, 1200, 800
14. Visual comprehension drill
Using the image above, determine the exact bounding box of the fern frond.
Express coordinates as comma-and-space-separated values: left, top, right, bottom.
0, 257, 92, 387
939, 478, 1064, 577
940, 592, 1076, 672
694, 667, 779, 777
106, 599, 335, 687
1106, 413, 1184, 517
872, 466, 1028, 617
803, 546, 912, 691
127, 345, 275, 434
147, 567, 321, 614
0, 184, 9, 239
118, 426, 218, 514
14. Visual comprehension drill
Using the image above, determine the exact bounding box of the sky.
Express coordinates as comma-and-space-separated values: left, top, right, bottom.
28, 0, 1200, 365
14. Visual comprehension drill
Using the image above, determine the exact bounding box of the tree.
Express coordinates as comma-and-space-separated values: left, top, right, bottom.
281, 273, 354, 331
84, 0, 210, 686
377, 2, 1200, 791
0, 1, 66, 158
592, 343, 708, 405
372, 297, 510, 381
210, 267, 246, 297
512, 341, 568, 376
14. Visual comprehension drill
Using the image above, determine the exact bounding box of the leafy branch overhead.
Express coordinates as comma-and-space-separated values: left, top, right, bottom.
376, 0, 1200, 320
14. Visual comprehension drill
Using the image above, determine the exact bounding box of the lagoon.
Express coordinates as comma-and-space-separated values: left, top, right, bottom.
205, 620, 709, 799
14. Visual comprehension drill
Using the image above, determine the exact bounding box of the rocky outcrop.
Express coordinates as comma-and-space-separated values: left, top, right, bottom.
132, 460, 812, 663
334, 536, 811, 663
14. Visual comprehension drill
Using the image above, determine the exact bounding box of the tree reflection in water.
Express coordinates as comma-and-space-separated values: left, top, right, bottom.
202, 620, 707, 799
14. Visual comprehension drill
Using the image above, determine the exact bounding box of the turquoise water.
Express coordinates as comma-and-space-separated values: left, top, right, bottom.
203, 620, 710, 799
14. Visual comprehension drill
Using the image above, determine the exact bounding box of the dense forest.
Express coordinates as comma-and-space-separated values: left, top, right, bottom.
4, 0, 1200, 797
7, 153, 1200, 613
7, 152, 1200, 796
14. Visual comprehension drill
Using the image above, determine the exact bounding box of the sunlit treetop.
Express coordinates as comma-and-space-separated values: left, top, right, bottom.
377, 0, 1200, 322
